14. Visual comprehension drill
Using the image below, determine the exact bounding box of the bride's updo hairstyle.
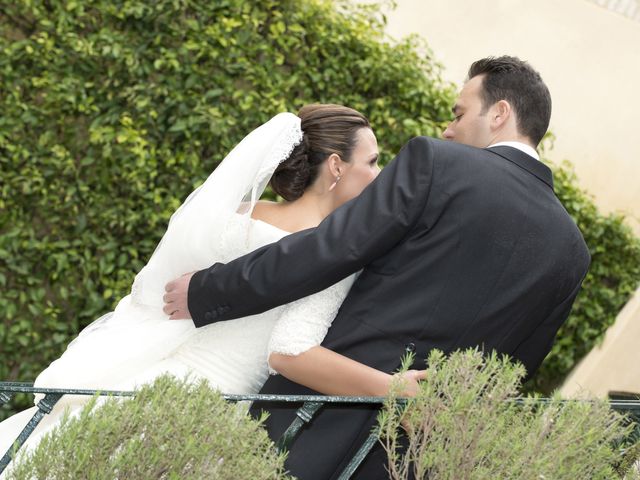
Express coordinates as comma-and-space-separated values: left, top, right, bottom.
270, 104, 371, 201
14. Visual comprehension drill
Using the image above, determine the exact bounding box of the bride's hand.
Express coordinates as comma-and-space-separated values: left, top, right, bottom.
392, 369, 427, 432
163, 272, 195, 319
392, 369, 427, 397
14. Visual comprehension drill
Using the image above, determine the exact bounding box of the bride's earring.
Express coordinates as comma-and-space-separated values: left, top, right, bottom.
329, 175, 341, 191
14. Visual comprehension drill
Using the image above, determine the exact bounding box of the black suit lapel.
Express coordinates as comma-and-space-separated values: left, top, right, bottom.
486, 146, 554, 190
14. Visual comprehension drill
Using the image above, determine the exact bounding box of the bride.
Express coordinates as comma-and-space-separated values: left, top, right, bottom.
0, 104, 423, 467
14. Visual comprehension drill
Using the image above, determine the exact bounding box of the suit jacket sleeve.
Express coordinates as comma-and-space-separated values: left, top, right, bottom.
188, 136, 435, 327
512, 266, 589, 380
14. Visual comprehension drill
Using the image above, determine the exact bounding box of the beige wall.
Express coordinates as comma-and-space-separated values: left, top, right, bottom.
380, 0, 640, 235
560, 288, 640, 397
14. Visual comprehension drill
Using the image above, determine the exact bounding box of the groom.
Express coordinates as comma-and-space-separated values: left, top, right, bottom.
165, 56, 590, 479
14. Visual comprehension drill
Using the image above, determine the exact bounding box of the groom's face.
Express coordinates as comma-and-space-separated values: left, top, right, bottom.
442, 75, 493, 148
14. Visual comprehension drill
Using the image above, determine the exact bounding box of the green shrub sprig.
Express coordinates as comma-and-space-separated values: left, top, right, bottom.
380, 349, 639, 479
7, 375, 291, 479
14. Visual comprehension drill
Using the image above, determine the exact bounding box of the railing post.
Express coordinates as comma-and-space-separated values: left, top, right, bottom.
336, 428, 380, 480
0, 392, 13, 406
275, 401, 323, 453
0, 392, 64, 475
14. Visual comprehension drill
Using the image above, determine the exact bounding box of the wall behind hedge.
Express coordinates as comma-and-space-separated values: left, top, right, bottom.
0, 0, 638, 419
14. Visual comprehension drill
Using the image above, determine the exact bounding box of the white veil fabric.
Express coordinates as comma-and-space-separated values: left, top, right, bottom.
33, 112, 303, 392
131, 112, 303, 308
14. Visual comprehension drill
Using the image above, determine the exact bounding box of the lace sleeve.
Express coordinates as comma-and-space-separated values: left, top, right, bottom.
267, 273, 357, 374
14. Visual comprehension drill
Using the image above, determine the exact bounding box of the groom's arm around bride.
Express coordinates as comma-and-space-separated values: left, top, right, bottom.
177, 56, 590, 382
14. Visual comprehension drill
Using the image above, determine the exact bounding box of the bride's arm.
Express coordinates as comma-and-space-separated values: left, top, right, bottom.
269, 346, 425, 397
265, 274, 425, 397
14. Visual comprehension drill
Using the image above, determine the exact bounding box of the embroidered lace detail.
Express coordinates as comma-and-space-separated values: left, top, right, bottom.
130, 274, 142, 302
242, 117, 303, 211
256, 119, 303, 187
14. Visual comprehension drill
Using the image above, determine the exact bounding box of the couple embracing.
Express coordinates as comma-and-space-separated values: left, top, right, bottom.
1, 56, 589, 479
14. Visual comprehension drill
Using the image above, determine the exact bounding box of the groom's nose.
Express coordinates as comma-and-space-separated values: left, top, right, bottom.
442, 123, 455, 140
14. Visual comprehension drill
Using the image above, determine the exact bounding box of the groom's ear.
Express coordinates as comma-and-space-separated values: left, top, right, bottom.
490, 100, 512, 130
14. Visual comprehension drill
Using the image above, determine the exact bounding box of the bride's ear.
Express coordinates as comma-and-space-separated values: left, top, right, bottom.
327, 153, 344, 178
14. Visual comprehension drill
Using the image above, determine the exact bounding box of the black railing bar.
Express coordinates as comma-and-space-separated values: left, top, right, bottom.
0, 385, 391, 403
0, 386, 136, 397
511, 397, 640, 410
224, 394, 393, 403
1, 383, 639, 409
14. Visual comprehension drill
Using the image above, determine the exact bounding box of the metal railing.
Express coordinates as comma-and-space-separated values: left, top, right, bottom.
0, 382, 390, 479
1, 382, 640, 479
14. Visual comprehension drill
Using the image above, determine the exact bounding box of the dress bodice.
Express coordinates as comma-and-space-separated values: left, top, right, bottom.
217, 214, 290, 263
168, 215, 291, 394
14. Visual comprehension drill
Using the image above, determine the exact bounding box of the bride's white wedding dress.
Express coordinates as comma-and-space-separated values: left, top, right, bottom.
0, 113, 355, 468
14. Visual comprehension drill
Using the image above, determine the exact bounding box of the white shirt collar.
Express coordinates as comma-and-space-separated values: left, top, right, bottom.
487, 141, 539, 161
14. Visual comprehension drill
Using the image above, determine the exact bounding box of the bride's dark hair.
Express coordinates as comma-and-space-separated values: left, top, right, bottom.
270, 104, 371, 201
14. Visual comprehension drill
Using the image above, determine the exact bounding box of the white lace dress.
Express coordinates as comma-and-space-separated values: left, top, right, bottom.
0, 214, 355, 462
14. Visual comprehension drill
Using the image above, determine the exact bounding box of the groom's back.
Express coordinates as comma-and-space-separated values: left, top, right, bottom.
322, 138, 589, 377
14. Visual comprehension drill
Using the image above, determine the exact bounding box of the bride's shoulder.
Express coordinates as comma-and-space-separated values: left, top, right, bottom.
251, 201, 283, 225
252, 200, 323, 233
252, 200, 279, 213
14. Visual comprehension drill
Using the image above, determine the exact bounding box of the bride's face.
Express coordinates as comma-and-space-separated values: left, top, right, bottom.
333, 127, 380, 206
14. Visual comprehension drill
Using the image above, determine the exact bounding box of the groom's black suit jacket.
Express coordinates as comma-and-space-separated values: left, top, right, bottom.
189, 137, 590, 480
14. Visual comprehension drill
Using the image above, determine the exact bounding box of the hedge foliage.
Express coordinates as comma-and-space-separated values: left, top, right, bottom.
0, 0, 638, 420
0, 0, 453, 419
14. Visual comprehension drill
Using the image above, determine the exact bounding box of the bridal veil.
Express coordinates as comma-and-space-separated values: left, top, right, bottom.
33, 112, 303, 391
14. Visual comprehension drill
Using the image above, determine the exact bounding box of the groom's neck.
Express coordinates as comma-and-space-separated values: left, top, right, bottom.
487, 131, 537, 151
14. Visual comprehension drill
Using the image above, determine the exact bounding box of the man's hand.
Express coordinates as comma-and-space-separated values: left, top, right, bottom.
163, 272, 195, 320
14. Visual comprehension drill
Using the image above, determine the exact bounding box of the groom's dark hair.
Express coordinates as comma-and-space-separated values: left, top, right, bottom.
468, 56, 551, 146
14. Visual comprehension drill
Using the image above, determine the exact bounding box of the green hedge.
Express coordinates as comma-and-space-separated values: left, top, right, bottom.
0, 0, 638, 421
